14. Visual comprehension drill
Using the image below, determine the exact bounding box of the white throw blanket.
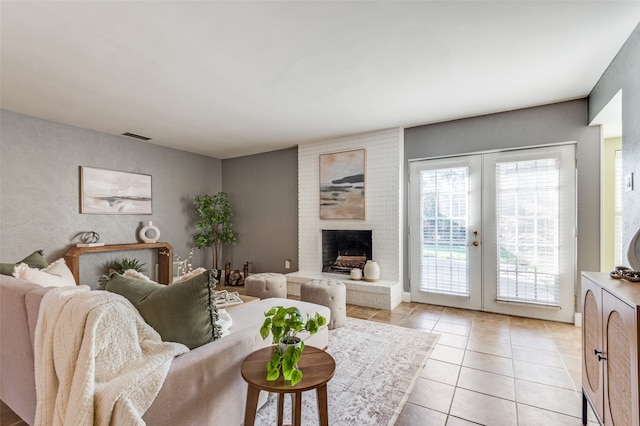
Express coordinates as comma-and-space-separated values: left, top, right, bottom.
34, 286, 189, 426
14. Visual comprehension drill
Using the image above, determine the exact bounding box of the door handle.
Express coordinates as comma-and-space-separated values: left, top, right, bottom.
594, 349, 607, 361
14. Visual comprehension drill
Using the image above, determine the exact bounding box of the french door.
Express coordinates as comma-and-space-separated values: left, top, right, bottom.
409, 155, 483, 310
409, 145, 576, 322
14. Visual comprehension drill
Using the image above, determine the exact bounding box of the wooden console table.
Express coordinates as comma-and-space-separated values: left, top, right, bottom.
63, 242, 173, 285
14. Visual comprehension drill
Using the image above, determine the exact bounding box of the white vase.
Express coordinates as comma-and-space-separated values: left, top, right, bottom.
627, 227, 640, 270
364, 260, 380, 282
139, 221, 160, 243
350, 268, 362, 281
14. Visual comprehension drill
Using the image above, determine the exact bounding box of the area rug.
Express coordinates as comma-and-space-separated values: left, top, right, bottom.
254, 318, 439, 426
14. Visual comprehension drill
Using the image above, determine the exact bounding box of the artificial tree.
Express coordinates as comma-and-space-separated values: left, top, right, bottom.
193, 192, 237, 271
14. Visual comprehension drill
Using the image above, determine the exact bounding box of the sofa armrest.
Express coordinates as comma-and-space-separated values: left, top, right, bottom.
143, 327, 268, 426
0, 276, 50, 426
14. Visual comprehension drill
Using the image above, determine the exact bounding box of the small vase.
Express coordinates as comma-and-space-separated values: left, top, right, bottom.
350, 268, 362, 281
139, 221, 160, 243
364, 260, 380, 282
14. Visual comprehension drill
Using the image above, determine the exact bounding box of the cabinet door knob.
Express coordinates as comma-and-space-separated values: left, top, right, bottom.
594, 349, 607, 361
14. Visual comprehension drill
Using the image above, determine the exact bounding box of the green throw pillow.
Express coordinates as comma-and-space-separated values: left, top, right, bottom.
0, 250, 49, 276
104, 270, 222, 349
19, 250, 49, 269
0, 263, 15, 275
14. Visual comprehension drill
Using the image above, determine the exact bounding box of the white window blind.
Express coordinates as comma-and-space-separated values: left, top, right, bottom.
419, 167, 469, 296
495, 158, 560, 306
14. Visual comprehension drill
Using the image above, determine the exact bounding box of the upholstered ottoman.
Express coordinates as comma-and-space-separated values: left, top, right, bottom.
244, 273, 287, 299
300, 279, 347, 329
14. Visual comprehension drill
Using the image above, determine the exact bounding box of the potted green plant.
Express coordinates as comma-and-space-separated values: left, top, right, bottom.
260, 306, 327, 386
98, 257, 147, 287
193, 192, 237, 271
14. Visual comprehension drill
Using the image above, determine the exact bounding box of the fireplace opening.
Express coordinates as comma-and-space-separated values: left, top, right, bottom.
322, 230, 372, 274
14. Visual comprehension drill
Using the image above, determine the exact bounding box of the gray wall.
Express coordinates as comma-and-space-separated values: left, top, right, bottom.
589, 22, 640, 244
0, 110, 222, 286
404, 99, 601, 307
221, 147, 298, 274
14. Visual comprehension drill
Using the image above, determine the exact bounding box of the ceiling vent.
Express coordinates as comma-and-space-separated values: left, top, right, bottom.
122, 132, 151, 141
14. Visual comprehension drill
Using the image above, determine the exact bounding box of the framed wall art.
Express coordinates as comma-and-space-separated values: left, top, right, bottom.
319, 149, 365, 220
80, 166, 152, 214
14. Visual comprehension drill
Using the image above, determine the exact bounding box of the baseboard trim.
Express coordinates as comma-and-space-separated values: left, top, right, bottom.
402, 291, 411, 303
574, 312, 582, 327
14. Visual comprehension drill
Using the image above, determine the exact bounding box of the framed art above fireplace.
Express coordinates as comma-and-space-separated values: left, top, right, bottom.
319, 149, 365, 220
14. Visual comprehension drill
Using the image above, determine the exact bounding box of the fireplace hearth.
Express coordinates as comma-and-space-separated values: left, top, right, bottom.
322, 230, 372, 274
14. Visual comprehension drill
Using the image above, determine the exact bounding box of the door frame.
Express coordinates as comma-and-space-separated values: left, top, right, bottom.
409, 143, 577, 322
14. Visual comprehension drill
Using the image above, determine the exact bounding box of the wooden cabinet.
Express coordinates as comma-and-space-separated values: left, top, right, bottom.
582, 275, 604, 422
582, 272, 640, 425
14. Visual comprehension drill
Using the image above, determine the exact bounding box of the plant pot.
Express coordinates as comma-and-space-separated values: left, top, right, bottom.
278, 337, 303, 383
279, 336, 302, 355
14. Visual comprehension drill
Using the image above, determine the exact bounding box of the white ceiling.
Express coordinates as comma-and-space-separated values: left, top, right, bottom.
1, 1, 639, 159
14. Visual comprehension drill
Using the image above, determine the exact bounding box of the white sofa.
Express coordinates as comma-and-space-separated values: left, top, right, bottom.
0, 275, 330, 425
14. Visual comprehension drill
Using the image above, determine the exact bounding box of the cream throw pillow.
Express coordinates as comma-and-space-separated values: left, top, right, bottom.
172, 267, 207, 283
122, 269, 153, 282
13, 258, 76, 287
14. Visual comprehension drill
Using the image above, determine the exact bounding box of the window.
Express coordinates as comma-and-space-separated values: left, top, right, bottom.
495, 158, 560, 306
419, 166, 469, 296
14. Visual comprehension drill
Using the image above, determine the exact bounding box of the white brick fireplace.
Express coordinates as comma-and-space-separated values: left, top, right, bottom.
287, 127, 403, 310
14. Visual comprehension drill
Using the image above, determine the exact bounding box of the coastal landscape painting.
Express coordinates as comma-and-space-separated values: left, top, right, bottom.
80, 166, 152, 214
320, 149, 365, 220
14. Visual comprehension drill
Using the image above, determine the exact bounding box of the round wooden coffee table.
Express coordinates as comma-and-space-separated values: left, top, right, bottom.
241, 345, 336, 426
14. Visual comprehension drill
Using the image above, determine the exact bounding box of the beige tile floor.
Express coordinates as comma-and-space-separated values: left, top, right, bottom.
346, 302, 597, 426
1, 299, 597, 426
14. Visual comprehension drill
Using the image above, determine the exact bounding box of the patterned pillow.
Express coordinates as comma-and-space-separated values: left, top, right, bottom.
104, 269, 222, 349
